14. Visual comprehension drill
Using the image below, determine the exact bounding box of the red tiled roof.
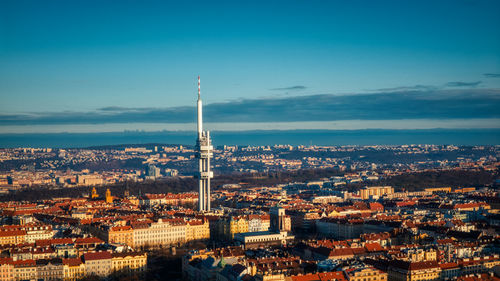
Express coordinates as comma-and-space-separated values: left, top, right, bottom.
84, 251, 112, 261
63, 258, 83, 266
110, 226, 132, 231
75, 237, 103, 244
439, 262, 459, 270
35, 238, 73, 247
0, 257, 13, 265
12, 259, 36, 267
0, 230, 26, 237
365, 243, 384, 252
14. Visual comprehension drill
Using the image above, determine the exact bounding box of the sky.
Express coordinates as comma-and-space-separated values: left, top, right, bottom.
1, 0, 500, 133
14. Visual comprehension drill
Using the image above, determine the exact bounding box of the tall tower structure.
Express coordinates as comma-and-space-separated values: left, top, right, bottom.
196, 76, 213, 212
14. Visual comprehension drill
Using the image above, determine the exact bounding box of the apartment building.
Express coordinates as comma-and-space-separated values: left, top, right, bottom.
83, 252, 112, 277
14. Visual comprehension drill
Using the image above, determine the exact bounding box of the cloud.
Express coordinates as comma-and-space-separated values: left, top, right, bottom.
484, 73, 500, 78
445, 81, 481, 87
374, 81, 483, 92
269, 85, 307, 91
372, 85, 438, 92
1, 89, 499, 126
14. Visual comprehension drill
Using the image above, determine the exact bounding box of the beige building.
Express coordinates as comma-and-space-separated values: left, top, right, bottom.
0, 258, 13, 281
111, 252, 147, 276
405, 249, 437, 262
108, 226, 133, 246
186, 219, 210, 242
0, 230, 25, 246
346, 267, 387, 281
235, 231, 294, 249
359, 186, 394, 199
216, 216, 249, 240
83, 252, 112, 277
76, 175, 103, 186
63, 258, 85, 281
132, 218, 186, 248
12, 260, 37, 281
248, 214, 271, 232
36, 259, 64, 281
24, 225, 54, 243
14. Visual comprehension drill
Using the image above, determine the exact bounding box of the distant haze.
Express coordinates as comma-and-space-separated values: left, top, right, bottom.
1, 129, 499, 148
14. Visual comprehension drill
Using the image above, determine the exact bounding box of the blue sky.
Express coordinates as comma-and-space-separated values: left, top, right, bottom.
1, 0, 500, 132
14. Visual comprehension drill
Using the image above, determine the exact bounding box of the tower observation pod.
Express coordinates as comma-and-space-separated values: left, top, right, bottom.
195, 76, 214, 212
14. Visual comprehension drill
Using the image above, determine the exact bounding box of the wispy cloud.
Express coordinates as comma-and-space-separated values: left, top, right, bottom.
445, 81, 481, 87
484, 73, 500, 78
1, 89, 499, 126
269, 85, 307, 91
372, 85, 438, 92
373, 80, 483, 92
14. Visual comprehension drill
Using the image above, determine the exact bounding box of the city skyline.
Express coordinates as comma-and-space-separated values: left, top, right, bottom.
1, 0, 500, 135
1, 2, 499, 281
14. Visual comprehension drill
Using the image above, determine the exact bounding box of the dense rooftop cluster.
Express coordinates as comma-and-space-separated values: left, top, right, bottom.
0, 144, 498, 280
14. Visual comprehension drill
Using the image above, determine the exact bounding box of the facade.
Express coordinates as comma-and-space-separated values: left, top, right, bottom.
12, 260, 37, 281
132, 219, 187, 248
186, 219, 210, 241
76, 175, 103, 186
83, 252, 112, 277
248, 215, 271, 232
111, 252, 147, 276
105, 188, 113, 203
1, 253, 146, 281
345, 267, 388, 281
234, 231, 294, 249
24, 225, 54, 243
196, 76, 214, 212
63, 258, 85, 281
0, 258, 13, 281
388, 260, 441, 281
216, 216, 249, 240
359, 186, 394, 199
36, 258, 64, 281
0, 231, 25, 246
108, 226, 133, 246
270, 207, 291, 232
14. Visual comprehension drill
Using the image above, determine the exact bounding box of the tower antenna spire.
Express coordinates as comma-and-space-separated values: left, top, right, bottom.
195, 75, 213, 212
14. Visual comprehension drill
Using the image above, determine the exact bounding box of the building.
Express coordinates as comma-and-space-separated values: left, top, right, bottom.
91, 187, 99, 199
83, 252, 112, 277
195, 76, 214, 212
132, 218, 186, 248
234, 231, 294, 249
63, 258, 86, 281
24, 225, 54, 243
359, 186, 394, 200
215, 216, 249, 240
388, 260, 441, 281
186, 219, 210, 242
270, 206, 291, 232
0, 230, 25, 246
111, 252, 147, 276
145, 164, 161, 180
345, 267, 388, 281
108, 226, 133, 246
105, 188, 113, 203
248, 215, 270, 232
12, 259, 37, 281
77, 175, 103, 186
0, 258, 13, 281
36, 258, 64, 281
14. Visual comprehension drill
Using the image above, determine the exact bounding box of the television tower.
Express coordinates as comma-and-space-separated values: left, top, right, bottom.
196, 76, 213, 212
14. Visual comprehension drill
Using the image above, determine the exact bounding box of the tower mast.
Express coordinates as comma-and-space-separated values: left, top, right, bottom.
196, 76, 213, 212
197, 76, 202, 136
